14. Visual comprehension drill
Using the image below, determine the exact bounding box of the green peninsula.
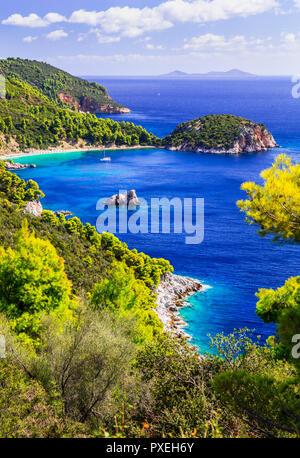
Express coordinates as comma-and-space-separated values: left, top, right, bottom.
0, 58, 129, 114
0, 59, 158, 154
162, 114, 278, 154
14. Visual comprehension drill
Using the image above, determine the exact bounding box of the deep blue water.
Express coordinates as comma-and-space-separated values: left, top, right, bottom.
16, 78, 299, 352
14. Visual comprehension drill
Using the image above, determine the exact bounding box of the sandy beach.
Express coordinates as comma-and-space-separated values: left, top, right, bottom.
0, 144, 156, 160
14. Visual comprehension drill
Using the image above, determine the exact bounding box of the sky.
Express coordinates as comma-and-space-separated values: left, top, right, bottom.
1, 0, 300, 75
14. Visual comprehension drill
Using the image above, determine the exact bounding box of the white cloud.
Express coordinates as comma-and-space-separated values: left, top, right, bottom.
69, 7, 172, 37
3, 13, 48, 27
68, 1, 278, 37
78, 29, 121, 43
281, 32, 297, 43
183, 33, 271, 52
90, 29, 121, 43
2, 12, 66, 28
294, 0, 300, 8
157, 0, 278, 23
2, 0, 278, 38
280, 31, 300, 49
146, 43, 164, 50
184, 34, 247, 51
23, 35, 38, 43
46, 29, 68, 41
69, 1, 278, 29
44, 13, 66, 24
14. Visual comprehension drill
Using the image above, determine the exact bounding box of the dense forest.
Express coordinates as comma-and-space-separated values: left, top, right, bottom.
0, 61, 275, 157
0, 58, 126, 113
0, 74, 158, 152
0, 155, 299, 438
162, 114, 269, 150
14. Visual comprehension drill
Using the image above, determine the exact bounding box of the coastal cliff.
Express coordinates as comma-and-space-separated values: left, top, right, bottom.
58, 93, 131, 114
155, 273, 202, 338
163, 114, 278, 154
0, 58, 130, 114
0, 73, 156, 154
23, 200, 43, 217
79, 96, 131, 114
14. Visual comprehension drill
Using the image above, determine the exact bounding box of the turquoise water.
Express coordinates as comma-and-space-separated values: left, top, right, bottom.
15, 78, 300, 352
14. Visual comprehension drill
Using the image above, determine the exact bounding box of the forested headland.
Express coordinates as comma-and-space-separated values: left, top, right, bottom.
0, 58, 158, 154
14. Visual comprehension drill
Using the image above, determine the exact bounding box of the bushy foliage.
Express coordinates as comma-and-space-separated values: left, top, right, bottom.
0, 221, 75, 339
163, 114, 266, 150
0, 360, 85, 438
0, 161, 44, 204
91, 262, 163, 344
256, 276, 300, 324
19, 306, 137, 426
42, 212, 173, 288
0, 200, 109, 294
237, 154, 300, 243
211, 329, 299, 437
99, 232, 173, 288
131, 333, 249, 438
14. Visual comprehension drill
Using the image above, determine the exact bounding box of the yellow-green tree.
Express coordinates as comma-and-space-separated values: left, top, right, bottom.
237, 154, 300, 243
0, 162, 44, 204
91, 262, 163, 344
0, 221, 74, 338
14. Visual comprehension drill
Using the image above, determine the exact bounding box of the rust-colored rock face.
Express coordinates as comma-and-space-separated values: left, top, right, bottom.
58, 93, 80, 111
235, 125, 278, 154
165, 117, 279, 154
80, 97, 131, 114
58, 93, 130, 114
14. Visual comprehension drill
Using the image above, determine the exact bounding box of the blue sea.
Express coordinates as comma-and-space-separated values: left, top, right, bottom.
16, 78, 300, 352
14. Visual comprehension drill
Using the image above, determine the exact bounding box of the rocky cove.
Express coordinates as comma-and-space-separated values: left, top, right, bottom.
4, 161, 36, 170
1, 113, 281, 345
155, 273, 202, 339
21, 191, 203, 339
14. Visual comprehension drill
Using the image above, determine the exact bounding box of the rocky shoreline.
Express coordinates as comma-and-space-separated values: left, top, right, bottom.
155, 273, 202, 338
4, 161, 36, 170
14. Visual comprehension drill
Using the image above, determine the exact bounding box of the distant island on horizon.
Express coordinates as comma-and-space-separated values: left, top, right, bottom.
83, 69, 290, 79
160, 69, 257, 78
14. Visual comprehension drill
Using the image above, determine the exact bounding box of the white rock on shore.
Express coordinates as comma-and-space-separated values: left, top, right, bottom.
155, 273, 202, 338
23, 200, 43, 217
4, 161, 36, 170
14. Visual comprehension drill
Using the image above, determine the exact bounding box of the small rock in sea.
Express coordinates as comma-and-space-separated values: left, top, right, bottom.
104, 189, 141, 207
54, 210, 74, 217
5, 161, 29, 170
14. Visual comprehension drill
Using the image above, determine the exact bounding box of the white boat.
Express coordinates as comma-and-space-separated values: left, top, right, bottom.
100, 152, 111, 162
